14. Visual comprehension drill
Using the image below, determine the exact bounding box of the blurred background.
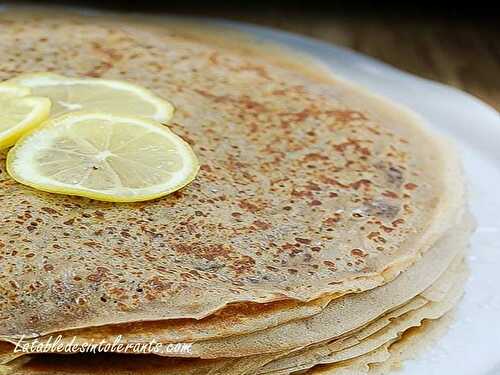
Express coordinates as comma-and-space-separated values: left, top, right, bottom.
3, 0, 499, 110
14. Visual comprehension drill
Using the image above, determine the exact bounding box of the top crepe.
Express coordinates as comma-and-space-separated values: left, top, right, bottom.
0, 8, 464, 338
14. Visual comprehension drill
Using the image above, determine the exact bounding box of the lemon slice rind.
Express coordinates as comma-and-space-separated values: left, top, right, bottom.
0, 96, 51, 149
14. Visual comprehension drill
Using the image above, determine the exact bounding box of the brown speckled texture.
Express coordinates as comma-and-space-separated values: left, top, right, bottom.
0, 9, 463, 338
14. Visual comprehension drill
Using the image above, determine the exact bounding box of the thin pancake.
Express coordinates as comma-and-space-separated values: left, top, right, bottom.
309, 311, 456, 375
0, 211, 471, 364
158, 212, 472, 358
230, 250, 466, 375
256, 257, 467, 374
0, 7, 465, 338
2, 257, 466, 375
0, 296, 334, 353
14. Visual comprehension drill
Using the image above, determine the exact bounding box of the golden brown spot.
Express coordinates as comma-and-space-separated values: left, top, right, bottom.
404, 183, 418, 190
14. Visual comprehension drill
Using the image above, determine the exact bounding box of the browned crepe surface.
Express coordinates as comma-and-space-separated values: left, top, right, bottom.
0, 7, 464, 341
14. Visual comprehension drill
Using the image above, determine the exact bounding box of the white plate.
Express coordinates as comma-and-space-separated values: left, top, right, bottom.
211, 19, 500, 375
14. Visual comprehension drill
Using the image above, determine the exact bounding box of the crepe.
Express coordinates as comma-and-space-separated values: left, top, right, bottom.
0, 210, 471, 368
256, 256, 467, 374
162, 212, 471, 359
0, 209, 471, 357
0, 250, 467, 375
225, 255, 467, 375
0, 7, 466, 341
309, 306, 458, 375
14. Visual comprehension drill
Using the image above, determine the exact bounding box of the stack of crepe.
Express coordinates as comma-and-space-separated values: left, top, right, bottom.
0, 8, 472, 375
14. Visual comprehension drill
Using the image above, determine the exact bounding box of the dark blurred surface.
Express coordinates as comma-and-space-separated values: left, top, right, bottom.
3, 1, 499, 109
3, 1, 498, 20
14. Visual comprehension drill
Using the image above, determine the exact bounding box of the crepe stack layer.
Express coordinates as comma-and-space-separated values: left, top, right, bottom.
0, 7, 472, 375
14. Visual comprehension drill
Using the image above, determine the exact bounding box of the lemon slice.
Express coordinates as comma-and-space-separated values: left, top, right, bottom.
7, 112, 199, 202
7, 73, 175, 122
0, 85, 51, 149
0, 83, 31, 98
